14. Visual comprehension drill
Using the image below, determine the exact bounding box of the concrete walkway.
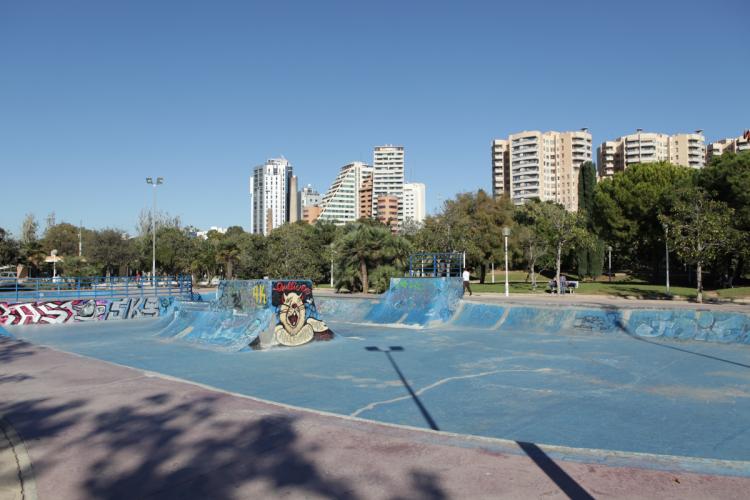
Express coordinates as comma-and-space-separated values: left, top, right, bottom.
1, 337, 749, 499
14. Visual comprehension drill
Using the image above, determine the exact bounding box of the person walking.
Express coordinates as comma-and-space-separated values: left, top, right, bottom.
462, 268, 473, 296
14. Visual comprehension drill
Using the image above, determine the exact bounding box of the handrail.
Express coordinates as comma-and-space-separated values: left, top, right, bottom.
0, 275, 193, 302
408, 252, 463, 278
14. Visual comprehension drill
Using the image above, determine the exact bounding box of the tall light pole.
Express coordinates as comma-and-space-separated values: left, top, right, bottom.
503, 226, 511, 297
607, 245, 612, 282
663, 223, 670, 294
146, 177, 164, 286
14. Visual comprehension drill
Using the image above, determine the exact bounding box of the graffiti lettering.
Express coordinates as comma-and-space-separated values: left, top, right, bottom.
0, 297, 172, 325
252, 284, 267, 305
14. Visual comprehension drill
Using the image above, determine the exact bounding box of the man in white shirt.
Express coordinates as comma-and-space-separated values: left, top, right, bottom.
462, 269, 472, 296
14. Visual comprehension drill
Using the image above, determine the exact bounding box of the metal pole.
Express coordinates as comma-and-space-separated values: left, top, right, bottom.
152, 184, 157, 287
608, 247, 612, 282
330, 255, 334, 287
665, 226, 670, 294
492, 262, 495, 284
504, 235, 509, 297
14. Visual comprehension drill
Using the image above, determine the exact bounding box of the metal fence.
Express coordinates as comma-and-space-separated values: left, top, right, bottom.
0, 275, 193, 302
408, 252, 463, 278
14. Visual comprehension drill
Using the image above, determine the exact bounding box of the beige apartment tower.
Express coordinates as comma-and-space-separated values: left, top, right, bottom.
706, 131, 750, 163
597, 130, 705, 178
492, 129, 592, 211
491, 139, 510, 197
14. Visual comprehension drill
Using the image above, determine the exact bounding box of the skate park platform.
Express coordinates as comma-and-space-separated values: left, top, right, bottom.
2, 276, 750, 495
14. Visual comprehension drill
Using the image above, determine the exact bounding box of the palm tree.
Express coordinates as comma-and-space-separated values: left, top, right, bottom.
20, 241, 47, 277
335, 224, 412, 294
216, 238, 240, 279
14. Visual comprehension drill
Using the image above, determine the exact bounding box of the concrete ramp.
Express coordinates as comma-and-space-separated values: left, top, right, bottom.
159, 280, 333, 350
318, 277, 464, 328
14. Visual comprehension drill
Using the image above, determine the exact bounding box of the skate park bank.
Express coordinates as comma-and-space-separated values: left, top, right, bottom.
2, 276, 750, 484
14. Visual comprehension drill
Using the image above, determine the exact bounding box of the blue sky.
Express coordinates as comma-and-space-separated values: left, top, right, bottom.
1, 0, 748, 235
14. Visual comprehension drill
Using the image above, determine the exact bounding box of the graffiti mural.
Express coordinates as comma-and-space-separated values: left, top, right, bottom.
270, 280, 333, 347
0, 297, 174, 325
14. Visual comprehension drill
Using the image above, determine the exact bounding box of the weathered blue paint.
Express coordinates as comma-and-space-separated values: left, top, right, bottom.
450, 302, 506, 329
362, 277, 463, 327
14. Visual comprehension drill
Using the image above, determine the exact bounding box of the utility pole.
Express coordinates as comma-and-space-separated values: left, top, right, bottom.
146, 177, 164, 286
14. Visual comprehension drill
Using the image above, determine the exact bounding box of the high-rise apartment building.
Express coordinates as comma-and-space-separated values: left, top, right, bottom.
492, 129, 592, 211
249, 158, 293, 235
706, 131, 750, 163
318, 162, 373, 225
491, 139, 510, 198
596, 130, 705, 178
403, 182, 426, 224
289, 175, 299, 223
300, 185, 321, 208
372, 146, 405, 222
359, 175, 373, 218
377, 195, 399, 233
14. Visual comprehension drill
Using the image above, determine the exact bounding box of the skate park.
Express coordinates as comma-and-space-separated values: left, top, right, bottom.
2, 264, 750, 498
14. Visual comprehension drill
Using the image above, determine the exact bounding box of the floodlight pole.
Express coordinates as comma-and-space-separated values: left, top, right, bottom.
146, 177, 164, 287
664, 224, 670, 294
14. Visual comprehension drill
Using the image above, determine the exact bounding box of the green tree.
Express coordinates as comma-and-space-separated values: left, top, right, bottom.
659, 189, 735, 303
593, 162, 693, 277
696, 151, 750, 280
334, 223, 411, 293
0, 228, 19, 266
413, 190, 513, 282
42, 222, 81, 257
523, 201, 589, 295
265, 223, 327, 281
513, 210, 550, 288
89, 229, 136, 276
576, 161, 605, 280
155, 227, 195, 275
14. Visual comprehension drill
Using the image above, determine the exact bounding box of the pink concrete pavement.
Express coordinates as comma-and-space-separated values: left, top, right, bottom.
1, 336, 748, 500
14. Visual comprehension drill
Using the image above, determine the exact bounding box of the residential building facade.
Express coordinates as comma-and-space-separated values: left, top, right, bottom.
359, 175, 373, 218
492, 129, 592, 211
491, 139, 510, 198
403, 182, 426, 224
596, 130, 706, 178
249, 158, 293, 235
300, 185, 321, 207
706, 131, 750, 163
318, 162, 373, 225
377, 195, 399, 233
372, 145, 405, 222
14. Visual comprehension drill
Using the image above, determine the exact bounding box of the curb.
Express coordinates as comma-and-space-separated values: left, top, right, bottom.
0, 416, 38, 500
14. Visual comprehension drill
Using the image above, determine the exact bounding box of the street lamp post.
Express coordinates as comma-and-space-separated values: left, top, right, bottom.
503, 226, 511, 297
607, 245, 612, 282
146, 177, 164, 287
663, 223, 670, 294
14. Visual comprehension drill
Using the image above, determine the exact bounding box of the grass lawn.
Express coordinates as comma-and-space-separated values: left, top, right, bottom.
475, 271, 750, 300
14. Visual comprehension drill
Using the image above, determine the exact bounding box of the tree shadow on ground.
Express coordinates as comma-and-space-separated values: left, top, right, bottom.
0, 337, 36, 363
0, 366, 449, 500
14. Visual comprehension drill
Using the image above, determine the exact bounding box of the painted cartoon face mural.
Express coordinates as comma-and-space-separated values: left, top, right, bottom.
271, 281, 333, 347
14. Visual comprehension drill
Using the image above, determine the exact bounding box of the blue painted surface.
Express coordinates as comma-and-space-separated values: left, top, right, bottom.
7, 312, 750, 470
6, 281, 750, 474
363, 277, 463, 326
450, 302, 506, 329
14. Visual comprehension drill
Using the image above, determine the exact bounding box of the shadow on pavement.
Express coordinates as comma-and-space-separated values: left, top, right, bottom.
366, 345, 595, 500
0, 340, 450, 500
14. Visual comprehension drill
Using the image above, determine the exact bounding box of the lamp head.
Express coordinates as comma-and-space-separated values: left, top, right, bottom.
502, 226, 511, 237
146, 177, 153, 184
156, 177, 164, 185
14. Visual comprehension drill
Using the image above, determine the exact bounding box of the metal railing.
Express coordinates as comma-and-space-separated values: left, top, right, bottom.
0, 275, 193, 302
408, 252, 463, 278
